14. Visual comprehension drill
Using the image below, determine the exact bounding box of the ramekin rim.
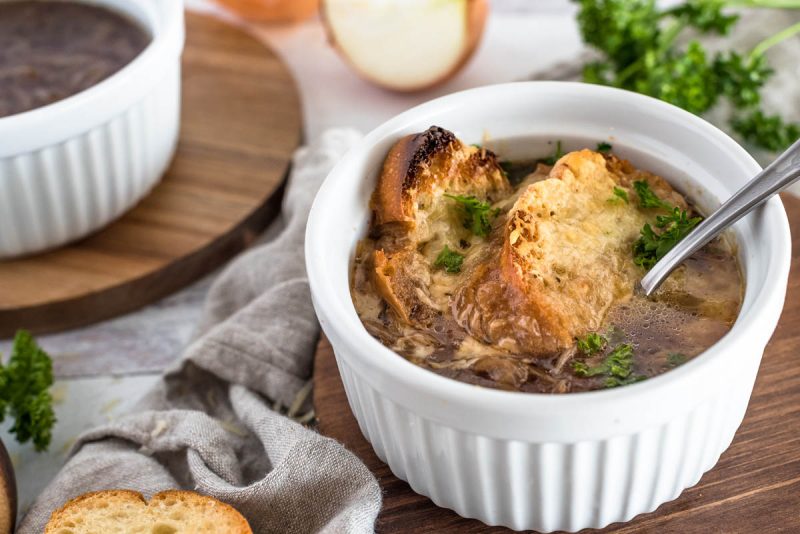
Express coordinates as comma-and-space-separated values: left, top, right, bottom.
306, 81, 791, 412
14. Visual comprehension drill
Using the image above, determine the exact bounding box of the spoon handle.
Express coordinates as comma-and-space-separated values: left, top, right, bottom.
640, 137, 800, 296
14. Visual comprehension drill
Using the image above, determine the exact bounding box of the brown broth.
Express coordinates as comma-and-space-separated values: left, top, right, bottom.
0, 2, 151, 118
351, 158, 743, 394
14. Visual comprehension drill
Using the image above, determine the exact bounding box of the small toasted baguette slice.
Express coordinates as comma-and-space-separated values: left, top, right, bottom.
44, 489, 252, 534
453, 149, 688, 355
370, 126, 510, 325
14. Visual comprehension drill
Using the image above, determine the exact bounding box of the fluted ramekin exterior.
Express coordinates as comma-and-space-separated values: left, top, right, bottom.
306, 82, 791, 532
0, 68, 179, 257
0, 0, 184, 258
331, 344, 758, 532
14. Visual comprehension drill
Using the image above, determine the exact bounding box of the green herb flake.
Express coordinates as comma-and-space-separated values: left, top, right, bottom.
434, 245, 464, 274
572, 342, 646, 388
666, 352, 688, 368
608, 186, 629, 204
633, 180, 672, 210
597, 141, 613, 153
633, 207, 702, 269
0, 330, 56, 451
444, 194, 501, 237
576, 332, 607, 355
541, 140, 565, 165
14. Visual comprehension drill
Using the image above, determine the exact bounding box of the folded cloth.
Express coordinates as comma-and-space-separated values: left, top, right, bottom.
18, 129, 382, 534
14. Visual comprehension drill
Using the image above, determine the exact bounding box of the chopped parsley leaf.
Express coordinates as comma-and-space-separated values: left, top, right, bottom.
576, 332, 607, 355
597, 141, 613, 153
633, 207, 702, 269
434, 245, 464, 274
608, 186, 629, 204
633, 180, 672, 210
572, 343, 646, 388
444, 194, 501, 237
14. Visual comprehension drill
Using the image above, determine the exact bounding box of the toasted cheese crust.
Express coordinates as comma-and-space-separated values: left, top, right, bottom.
453, 150, 671, 353
369, 126, 511, 325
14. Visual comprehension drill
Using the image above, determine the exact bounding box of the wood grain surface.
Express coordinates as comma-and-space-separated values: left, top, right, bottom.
314, 193, 800, 533
0, 13, 302, 337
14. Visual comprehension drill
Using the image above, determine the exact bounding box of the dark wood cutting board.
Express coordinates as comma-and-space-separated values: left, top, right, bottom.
314, 193, 800, 533
0, 12, 302, 337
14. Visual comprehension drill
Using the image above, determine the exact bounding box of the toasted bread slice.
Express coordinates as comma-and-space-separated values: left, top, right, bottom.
370, 126, 510, 325
452, 149, 686, 354
44, 489, 252, 534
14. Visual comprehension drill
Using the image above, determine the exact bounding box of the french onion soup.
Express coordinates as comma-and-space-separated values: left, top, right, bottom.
350, 126, 742, 393
0, 1, 150, 118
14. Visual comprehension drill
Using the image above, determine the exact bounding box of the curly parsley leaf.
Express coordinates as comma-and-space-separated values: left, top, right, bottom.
608, 186, 629, 204
633, 180, 671, 210
576, 332, 607, 355
633, 207, 702, 269
572, 343, 646, 387
597, 141, 613, 153
445, 194, 501, 237
732, 109, 800, 152
434, 245, 464, 274
0, 331, 56, 451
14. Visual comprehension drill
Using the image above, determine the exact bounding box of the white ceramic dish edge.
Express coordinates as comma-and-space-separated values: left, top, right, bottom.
0, 0, 185, 258
306, 82, 791, 531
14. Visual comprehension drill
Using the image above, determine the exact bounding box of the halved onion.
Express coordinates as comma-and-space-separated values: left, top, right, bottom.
322, 0, 488, 92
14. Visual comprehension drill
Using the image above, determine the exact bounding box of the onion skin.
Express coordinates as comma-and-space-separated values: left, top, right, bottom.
321, 0, 489, 93
216, 0, 318, 23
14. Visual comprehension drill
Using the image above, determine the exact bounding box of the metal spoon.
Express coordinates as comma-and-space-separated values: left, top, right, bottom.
639, 137, 800, 296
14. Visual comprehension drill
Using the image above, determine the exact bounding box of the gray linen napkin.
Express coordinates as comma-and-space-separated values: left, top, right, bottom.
18, 128, 382, 534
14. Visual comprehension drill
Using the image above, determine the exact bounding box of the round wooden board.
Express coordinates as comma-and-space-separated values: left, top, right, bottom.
0, 13, 301, 337
314, 193, 800, 533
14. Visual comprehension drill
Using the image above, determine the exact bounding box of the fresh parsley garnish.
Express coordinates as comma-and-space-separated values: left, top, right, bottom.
444, 194, 501, 237
0, 330, 56, 451
633, 207, 702, 269
608, 186, 629, 204
574, 0, 800, 152
597, 141, 613, 153
633, 180, 671, 210
576, 332, 607, 355
540, 140, 565, 165
731, 109, 800, 153
572, 343, 646, 388
434, 245, 464, 274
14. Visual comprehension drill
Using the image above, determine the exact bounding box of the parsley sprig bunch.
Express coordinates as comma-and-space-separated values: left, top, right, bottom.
575, 0, 800, 151
0, 331, 56, 451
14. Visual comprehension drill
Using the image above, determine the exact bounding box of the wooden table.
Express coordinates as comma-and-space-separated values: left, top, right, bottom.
314, 194, 800, 533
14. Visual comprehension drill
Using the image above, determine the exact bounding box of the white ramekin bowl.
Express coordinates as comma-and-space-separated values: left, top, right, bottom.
306, 82, 791, 532
0, 0, 184, 258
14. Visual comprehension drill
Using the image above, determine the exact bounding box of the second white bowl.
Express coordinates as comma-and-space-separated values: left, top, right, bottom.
306, 82, 792, 532
0, 0, 184, 258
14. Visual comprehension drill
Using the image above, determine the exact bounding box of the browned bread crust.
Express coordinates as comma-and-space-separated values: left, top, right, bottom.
44, 489, 252, 534
453, 150, 686, 355
369, 126, 511, 325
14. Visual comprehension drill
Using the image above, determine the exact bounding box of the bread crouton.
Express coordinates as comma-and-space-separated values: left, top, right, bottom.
44, 489, 252, 534
369, 126, 511, 325
452, 150, 686, 354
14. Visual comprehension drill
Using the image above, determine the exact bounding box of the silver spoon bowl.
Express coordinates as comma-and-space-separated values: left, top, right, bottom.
640, 137, 800, 296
